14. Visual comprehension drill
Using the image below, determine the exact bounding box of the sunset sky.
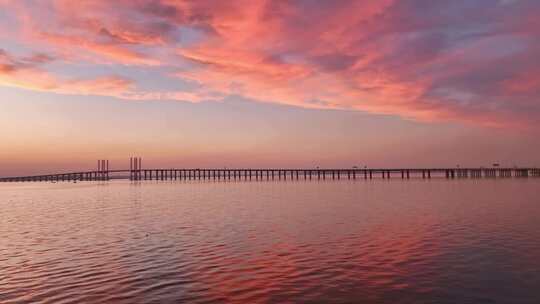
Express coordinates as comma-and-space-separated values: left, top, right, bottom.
1, 0, 539, 176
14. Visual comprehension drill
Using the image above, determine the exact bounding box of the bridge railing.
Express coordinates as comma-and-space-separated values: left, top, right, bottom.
1, 167, 539, 183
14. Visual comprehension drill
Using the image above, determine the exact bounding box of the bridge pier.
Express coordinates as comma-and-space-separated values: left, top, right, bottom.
3, 165, 539, 184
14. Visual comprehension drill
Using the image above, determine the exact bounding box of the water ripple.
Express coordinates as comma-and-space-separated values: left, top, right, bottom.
1, 179, 540, 303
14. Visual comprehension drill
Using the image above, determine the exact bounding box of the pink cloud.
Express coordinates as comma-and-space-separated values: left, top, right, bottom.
1, 0, 540, 128
0, 49, 208, 103
0, 48, 137, 97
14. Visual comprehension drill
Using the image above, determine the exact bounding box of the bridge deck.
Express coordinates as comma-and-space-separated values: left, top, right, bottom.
1, 167, 539, 182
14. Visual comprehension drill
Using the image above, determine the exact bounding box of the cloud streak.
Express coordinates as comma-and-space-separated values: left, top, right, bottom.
0, 48, 134, 97
1, 0, 540, 128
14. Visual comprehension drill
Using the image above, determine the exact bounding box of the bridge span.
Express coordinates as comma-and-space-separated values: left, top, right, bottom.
1, 157, 538, 182
1, 167, 539, 183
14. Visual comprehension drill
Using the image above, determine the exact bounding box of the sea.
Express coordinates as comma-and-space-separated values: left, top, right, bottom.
1, 178, 539, 303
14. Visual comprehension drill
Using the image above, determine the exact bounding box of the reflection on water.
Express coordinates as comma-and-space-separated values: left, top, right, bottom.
1, 179, 540, 303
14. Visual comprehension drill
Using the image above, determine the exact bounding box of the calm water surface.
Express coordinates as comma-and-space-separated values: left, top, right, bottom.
1, 179, 540, 303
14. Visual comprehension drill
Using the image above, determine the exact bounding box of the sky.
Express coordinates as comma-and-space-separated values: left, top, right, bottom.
1, 0, 539, 176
